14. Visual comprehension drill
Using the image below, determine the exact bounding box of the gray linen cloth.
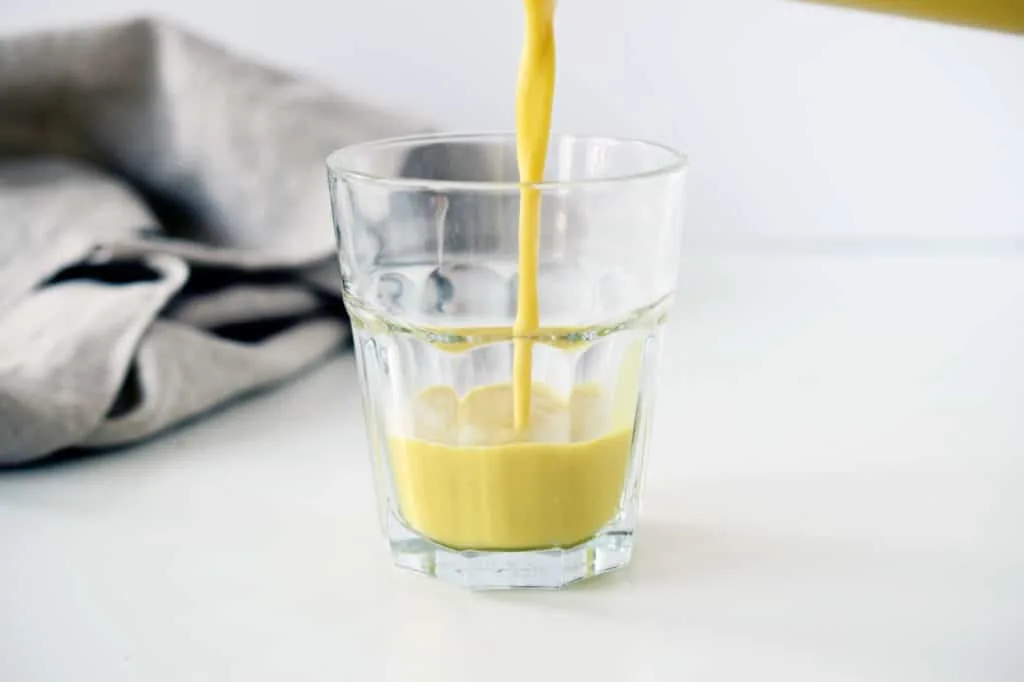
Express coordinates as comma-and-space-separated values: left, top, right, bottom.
0, 17, 428, 465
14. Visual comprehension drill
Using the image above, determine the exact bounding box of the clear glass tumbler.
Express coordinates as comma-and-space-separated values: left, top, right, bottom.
326, 133, 687, 589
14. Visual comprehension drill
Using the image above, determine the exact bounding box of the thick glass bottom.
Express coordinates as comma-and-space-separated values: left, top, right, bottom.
388, 524, 634, 590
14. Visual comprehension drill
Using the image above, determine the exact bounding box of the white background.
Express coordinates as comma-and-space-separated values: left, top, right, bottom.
4, 0, 1024, 247
3, 4, 1024, 679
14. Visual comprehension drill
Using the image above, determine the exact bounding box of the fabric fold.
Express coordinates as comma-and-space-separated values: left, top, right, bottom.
0, 17, 430, 464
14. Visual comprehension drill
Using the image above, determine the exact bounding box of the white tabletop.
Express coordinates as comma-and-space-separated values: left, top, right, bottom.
2, 251, 1022, 682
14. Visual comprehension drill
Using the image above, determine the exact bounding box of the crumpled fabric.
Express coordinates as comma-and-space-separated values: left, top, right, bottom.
0, 17, 429, 465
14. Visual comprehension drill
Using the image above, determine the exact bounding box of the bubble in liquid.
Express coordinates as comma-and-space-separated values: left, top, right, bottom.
411, 385, 459, 443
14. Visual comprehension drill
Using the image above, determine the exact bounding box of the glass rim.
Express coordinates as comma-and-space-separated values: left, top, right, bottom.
325, 131, 688, 192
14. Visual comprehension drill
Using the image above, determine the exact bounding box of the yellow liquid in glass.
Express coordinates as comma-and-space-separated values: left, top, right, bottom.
389, 384, 632, 550
387, 1, 633, 551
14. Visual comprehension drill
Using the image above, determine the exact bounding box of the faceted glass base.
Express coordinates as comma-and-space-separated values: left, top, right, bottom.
389, 527, 634, 590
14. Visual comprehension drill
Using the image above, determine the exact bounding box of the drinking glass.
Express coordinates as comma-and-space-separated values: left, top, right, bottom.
326, 133, 687, 589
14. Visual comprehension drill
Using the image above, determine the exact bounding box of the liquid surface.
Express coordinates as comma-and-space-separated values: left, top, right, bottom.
386, 1, 633, 551
390, 383, 632, 550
